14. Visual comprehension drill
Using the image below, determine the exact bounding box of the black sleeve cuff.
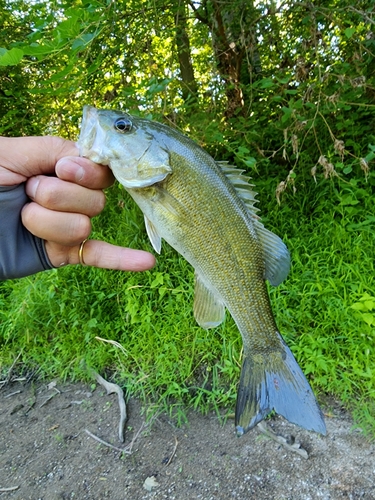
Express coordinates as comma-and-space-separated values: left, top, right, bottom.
0, 184, 54, 280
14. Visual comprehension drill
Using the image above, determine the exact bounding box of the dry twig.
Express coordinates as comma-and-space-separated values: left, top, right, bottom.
84, 429, 130, 453
166, 436, 178, 466
4, 390, 22, 399
90, 370, 127, 442
257, 422, 309, 459
40, 387, 60, 408
85, 421, 147, 456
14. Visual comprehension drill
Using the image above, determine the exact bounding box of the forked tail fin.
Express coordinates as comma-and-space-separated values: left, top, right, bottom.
235, 337, 326, 436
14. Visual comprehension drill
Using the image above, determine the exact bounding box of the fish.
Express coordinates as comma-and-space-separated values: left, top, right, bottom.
78, 105, 326, 436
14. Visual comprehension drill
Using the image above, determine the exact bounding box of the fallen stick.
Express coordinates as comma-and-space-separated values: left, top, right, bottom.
85, 421, 147, 456
40, 388, 60, 408
257, 421, 309, 459
90, 370, 127, 443
4, 390, 22, 399
123, 421, 146, 454
0, 486, 20, 492
166, 436, 178, 466
85, 429, 131, 454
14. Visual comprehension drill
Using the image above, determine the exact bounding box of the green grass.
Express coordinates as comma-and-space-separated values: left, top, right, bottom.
1, 173, 375, 433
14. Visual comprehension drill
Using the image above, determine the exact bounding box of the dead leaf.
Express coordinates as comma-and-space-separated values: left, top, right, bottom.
48, 424, 60, 431
143, 475, 159, 491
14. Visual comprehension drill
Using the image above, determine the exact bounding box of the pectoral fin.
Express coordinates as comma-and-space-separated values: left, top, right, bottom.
144, 216, 162, 254
193, 273, 225, 329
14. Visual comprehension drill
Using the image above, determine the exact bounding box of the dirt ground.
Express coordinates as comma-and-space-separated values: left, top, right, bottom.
0, 379, 374, 500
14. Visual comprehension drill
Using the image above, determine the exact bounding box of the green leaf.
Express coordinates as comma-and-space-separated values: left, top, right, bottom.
351, 302, 366, 311
364, 300, 375, 311
243, 157, 257, 169
276, 76, 290, 84
344, 27, 356, 39
23, 42, 56, 56
72, 33, 96, 50
281, 107, 293, 123
362, 313, 375, 326
57, 16, 80, 38
259, 78, 275, 89
0, 47, 24, 66
237, 146, 250, 155
150, 272, 164, 288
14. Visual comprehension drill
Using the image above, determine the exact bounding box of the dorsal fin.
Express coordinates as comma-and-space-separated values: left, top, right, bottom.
217, 161, 290, 286
217, 161, 260, 214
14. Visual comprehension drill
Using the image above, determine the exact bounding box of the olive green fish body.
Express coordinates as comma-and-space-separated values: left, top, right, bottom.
78, 106, 326, 435
124, 132, 280, 355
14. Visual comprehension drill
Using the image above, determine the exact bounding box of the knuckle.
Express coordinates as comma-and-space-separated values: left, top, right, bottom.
36, 178, 61, 209
92, 191, 106, 215
71, 215, 91, 242
21, 202, 36, 229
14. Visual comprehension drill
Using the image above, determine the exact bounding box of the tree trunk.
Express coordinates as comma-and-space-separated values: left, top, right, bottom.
200, 0, 262, 117
175, 0, 198, 103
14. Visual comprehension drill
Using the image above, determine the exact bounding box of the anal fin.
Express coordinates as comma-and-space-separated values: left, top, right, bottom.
193, 273, 225, 329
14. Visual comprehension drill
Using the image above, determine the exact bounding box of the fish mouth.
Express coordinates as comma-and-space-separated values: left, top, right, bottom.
79, 105, 98, 147
78, 106, 110, 165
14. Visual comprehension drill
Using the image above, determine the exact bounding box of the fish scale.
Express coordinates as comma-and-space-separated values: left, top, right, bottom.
157, 155, 278, 351
78, 105, 326, 436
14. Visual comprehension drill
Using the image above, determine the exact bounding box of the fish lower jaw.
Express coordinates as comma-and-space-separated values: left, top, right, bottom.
85, 150, 110, 166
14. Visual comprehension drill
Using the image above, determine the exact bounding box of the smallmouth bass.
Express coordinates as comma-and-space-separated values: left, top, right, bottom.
78, 105, 326, 436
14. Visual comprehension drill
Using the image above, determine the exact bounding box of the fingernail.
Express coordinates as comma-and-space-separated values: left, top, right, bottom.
26, 176, 40, 199
56, 158, 85, 183
75, 166, 85, 182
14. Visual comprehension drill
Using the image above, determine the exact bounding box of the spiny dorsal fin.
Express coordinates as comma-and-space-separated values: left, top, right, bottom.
217, 161, 290, 286
217, 161, 259, 214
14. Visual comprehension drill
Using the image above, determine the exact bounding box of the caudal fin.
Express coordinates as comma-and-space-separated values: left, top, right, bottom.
235, 337, 326, 436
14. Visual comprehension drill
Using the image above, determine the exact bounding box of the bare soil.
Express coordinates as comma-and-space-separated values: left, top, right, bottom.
1, 380, 374, 500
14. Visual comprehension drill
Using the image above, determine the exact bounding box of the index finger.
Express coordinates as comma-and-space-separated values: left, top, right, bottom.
45, 239, 157, 271
0, 136, 78, 184
78, 240, 157, 271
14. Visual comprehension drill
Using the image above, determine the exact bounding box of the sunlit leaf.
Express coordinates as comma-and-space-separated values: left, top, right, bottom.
0, 47, 23, 66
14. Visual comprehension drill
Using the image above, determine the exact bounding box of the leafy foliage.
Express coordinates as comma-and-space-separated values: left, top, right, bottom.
1, 0, 375, 431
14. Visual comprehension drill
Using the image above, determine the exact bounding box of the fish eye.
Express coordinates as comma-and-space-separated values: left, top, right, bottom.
114, 117, 132, 133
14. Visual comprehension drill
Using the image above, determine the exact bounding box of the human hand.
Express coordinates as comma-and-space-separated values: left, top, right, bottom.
0, 136, 156, 277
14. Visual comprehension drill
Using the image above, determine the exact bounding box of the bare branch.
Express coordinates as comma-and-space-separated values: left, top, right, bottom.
91, 370, 127, 443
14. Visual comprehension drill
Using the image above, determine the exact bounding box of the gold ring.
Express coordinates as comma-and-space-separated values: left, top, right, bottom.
79, 238, 88, 266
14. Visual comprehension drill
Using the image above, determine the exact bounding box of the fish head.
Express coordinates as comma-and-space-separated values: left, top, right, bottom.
78, 105, 172, 188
